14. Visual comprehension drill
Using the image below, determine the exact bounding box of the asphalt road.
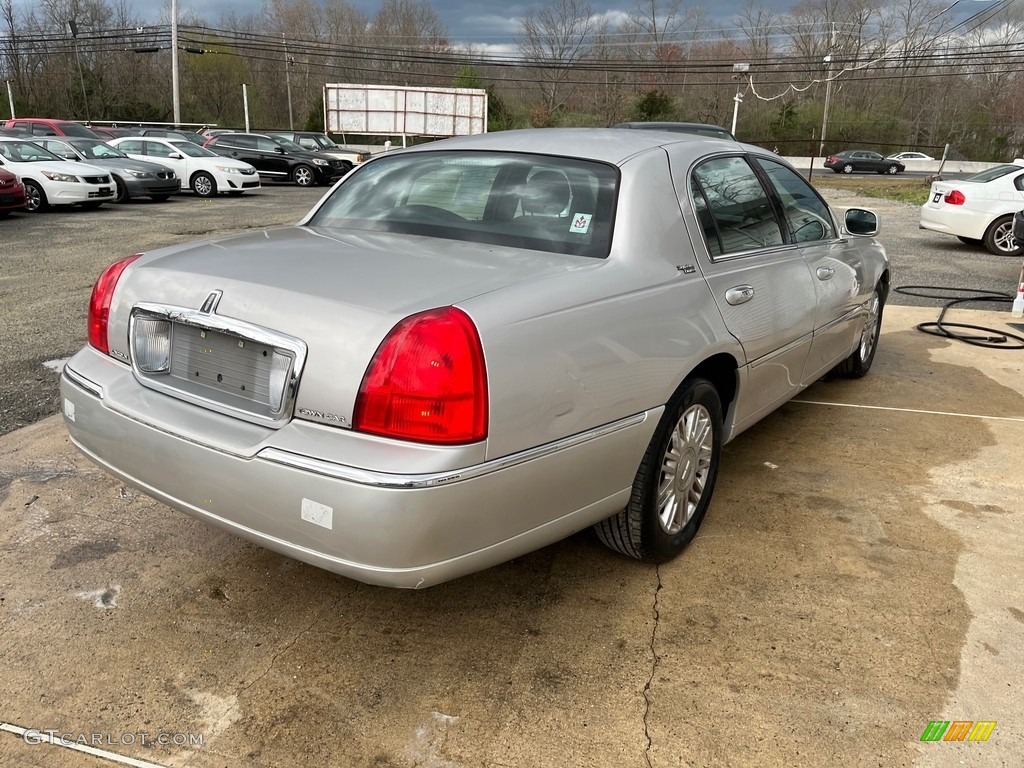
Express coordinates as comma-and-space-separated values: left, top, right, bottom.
1, 183, 1020, 437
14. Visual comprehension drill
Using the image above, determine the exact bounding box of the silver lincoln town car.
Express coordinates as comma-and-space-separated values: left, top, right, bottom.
61, 128, 889, 588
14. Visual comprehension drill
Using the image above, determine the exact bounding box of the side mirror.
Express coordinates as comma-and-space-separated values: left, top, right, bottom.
844, 208, 879, 237
274, 146, 285, 154
168, 152, 183, 159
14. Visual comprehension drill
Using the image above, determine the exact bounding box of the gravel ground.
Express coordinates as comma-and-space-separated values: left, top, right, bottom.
1, 182, 1020, 437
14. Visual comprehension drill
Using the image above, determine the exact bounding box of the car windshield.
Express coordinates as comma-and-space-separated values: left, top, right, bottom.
170, 140, 217, 158
308, 150, 618, 259
314, 135, 338, 149
0, 140, 62, 162
70, 139, 126, 159
270, 136, 305, 152
965, 164, 1022, 183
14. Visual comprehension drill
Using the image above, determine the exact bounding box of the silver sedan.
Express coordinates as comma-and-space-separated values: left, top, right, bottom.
61, 128, 889, 588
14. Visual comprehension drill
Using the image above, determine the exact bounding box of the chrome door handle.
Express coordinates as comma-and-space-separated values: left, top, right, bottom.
725, 285, 755, 306
816, 266, 835, 280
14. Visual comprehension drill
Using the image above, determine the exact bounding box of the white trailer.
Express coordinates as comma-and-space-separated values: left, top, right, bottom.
323, 83, 487, 146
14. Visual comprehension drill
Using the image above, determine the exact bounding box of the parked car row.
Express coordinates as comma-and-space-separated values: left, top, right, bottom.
0, 118, 374, 215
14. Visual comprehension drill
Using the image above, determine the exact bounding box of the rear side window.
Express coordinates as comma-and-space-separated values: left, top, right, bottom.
309, 150, 618, 259
691, 156, 783, 257
118, 139, 144, 153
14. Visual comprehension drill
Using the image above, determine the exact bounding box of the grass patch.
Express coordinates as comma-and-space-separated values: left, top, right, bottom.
808, 175, 932, 206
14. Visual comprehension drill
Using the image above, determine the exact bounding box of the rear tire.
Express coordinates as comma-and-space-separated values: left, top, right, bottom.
842, 164, 854, 174
595, 378, 722, 563
833, 287, 883, 378
982, 215, 1022, 256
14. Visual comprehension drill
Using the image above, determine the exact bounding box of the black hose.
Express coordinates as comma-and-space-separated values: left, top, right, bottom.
892, 285, 1024, 349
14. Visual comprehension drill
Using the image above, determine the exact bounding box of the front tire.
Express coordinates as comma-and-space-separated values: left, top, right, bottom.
886, 165, 900, 175
982, 215, 1022, 256
595, 378, 722, 563
113, 177, 129, 203
191, 172, 217, 198
23, 180, 47, 212
292, 164, 315, 187
833, 287, 884, 378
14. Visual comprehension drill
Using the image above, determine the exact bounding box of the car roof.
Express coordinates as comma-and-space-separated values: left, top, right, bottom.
401, 128, 743, 165
613, 121, 734, 137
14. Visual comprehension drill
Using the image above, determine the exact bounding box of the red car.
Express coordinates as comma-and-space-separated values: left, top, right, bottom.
4, 117, 101, 139
0, 167, 28, 216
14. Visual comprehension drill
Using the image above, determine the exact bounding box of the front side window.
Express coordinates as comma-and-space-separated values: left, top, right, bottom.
0, 140, 62, 162
691, 156, 783, 257
117, 139, 144, 154
309, 151, 618, 259
755, 158, 836, 243
144, 141, 174, 158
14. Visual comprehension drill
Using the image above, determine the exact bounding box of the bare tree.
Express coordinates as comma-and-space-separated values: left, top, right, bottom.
518, 0, 597, 116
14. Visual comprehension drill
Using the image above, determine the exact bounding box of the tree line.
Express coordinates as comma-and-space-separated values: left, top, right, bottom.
3, 0, 1024, 159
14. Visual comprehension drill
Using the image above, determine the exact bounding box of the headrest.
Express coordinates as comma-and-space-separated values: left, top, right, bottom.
520, 171, 570, 215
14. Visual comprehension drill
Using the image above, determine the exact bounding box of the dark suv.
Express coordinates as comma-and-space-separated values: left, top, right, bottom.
264, 131, 367, 171
203, 133, 348, 186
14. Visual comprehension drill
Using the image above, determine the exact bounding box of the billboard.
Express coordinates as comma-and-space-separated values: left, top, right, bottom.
323, 83, 487, 138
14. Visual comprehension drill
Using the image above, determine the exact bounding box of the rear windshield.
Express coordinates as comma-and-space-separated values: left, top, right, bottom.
965, 164, 1023, 183
308, 150, 618, 259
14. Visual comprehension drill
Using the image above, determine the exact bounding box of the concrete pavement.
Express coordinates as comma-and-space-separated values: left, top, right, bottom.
0, 305, 1021, 767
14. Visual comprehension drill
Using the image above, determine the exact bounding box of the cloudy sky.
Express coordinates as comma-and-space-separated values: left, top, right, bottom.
11, 0, 794, 45
9, 0, 998, 48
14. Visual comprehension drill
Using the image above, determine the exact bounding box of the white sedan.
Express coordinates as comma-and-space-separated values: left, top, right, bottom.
107, 136, 260, 197
0, 137, 115, 212
887, 151, 934, 161
920, 162, 1024, 256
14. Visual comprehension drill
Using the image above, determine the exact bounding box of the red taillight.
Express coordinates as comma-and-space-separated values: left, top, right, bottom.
88, 254, 142, 354
944, 190, 966, 205
827, 156, 838, 163
353, 306, 488, 445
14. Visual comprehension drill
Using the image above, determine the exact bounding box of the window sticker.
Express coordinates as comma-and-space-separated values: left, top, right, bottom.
570, 213, 592, 233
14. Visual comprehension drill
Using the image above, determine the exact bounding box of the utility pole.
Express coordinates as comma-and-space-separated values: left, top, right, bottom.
818, 22, 837, 158
731, 63, 749, 138
66, 19, 90, 122
242, 83, 250, 132
283, 33, 294, 131
5, 80, 14, 119
171, 0, 180, 125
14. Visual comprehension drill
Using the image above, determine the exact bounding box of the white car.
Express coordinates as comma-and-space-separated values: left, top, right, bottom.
0, 137, 115, 212
919, 161, 1024, 256
887, 151, 935, 161
107, 137, 260, 197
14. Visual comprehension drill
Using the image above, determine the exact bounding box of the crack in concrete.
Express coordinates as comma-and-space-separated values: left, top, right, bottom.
642, 565, 662, 768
